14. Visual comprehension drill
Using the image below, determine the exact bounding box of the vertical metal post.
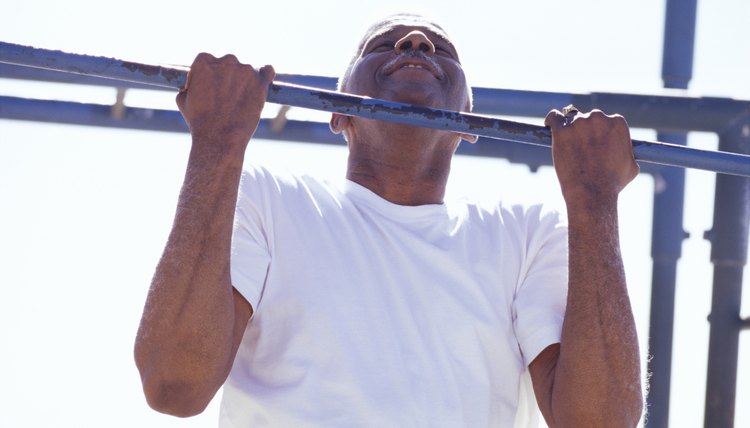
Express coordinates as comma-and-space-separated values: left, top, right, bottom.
646, 142, 687, 428
646, 1, 696, 426
703, 116, 750, 428
660, 0, 697, 89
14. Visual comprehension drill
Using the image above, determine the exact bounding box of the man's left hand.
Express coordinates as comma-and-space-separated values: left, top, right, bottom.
545, 108, 639, 207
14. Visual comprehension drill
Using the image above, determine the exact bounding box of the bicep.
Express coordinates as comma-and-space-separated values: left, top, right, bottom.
528, 343, 560, 427
230, 287, 253, 357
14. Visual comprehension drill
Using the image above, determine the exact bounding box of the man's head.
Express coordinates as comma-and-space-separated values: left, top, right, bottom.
338, 14, 471, 108
331, 14, 474, 142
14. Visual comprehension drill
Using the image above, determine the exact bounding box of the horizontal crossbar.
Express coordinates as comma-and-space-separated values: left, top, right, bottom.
1, 41, 749, 177
0, 95, 562, 170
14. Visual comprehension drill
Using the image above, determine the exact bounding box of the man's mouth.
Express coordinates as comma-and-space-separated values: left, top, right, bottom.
383, 53, 444, 79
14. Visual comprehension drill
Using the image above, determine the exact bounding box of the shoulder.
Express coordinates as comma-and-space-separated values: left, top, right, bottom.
240, 164, 337, 195
500, 202, 566, 234
238, 163, 346, 213
240, 163, 307, 190
458, 196, 565, 233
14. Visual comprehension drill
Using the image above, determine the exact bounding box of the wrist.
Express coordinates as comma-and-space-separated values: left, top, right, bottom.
187, 132, 248, 169
563, 189, 619, 223
191, 124, 253, 147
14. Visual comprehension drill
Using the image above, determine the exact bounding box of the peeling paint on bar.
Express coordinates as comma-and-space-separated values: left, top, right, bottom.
1, 41, 749, 177
0, 42, 189, 88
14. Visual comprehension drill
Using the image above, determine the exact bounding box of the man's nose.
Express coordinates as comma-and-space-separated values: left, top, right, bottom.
395, 31, 435, 55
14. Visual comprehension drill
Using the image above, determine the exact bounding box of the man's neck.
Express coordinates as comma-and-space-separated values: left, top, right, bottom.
345, 122, 459, 206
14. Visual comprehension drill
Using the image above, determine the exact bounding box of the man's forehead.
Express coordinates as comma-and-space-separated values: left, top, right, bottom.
366, 16, 450, 41
357, 15, 455, 51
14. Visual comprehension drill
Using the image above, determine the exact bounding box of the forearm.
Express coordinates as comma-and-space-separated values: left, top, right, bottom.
552, 198, 643, 426
134, 140, 248, 415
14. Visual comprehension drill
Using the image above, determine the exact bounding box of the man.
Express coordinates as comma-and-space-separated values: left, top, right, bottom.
134, 13, 643, 427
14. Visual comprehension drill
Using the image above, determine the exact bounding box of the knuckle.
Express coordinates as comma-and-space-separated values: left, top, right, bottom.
544, 110, 564, 128
236, 63, 253, 73
220, 54, 240, 64
613, 114, 629, 126
194, 52, 214, 62
260, 64, 276, 76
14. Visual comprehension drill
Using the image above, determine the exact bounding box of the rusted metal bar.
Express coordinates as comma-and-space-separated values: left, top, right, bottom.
2, 41, 749, 177
5, 65, 749, 135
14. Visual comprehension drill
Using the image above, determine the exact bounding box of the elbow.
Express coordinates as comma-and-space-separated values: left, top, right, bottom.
626, 392, 645, 427
606, 397, 646, 428
615, 380, 645, 427
134, 349, 219, 418
593, 393, 644, 428
140, 376, 215, 417
550, 393, 644, 428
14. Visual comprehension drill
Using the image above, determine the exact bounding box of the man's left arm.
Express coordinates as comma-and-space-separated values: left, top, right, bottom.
529, 109, 643, 427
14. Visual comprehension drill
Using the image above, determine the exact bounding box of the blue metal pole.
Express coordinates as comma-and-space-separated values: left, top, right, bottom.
662, 0, 697, 89
1, 41, 749, 177
647, 133, 687, 428
703, 115, 750, 428
3, 64, 750, 134
646, 1, 697, 426
0, 95, 558, 168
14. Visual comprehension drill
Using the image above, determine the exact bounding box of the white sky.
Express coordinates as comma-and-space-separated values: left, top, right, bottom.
0, 0, 748, 427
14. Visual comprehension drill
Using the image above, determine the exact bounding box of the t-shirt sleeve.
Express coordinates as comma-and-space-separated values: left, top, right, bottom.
230, 168, 272, 311
511, 205, 568, 367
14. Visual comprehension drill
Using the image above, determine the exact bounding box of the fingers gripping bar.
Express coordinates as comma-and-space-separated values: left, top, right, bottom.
1, 41, 748, 177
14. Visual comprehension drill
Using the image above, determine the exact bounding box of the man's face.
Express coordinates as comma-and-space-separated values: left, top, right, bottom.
343, 17, 471, 112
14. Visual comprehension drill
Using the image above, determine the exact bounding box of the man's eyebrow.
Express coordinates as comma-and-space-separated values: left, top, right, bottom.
364, 29, 396, 46
363, 27, 459, 56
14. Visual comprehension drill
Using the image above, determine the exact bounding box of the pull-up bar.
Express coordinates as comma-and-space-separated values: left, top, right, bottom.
1, 41, 748, 177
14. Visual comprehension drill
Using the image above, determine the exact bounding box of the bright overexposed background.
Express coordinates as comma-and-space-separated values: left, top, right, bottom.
1, 0, 748, 427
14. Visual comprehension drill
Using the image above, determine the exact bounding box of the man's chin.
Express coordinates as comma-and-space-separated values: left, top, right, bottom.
379, 86, 444, 109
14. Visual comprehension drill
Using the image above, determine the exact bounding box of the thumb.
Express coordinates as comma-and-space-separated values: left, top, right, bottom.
460, 133, 478, 144
544, 109, 565, 131
259, 64, 276, 87
175, 68, 191, 113
175, 91, 187, 112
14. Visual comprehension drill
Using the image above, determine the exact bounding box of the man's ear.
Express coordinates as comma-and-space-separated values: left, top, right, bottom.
329, 113, 350, 135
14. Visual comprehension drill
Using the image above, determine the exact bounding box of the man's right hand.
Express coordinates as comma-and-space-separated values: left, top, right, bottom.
176, 53, 275, 148
135, 53, 273, 417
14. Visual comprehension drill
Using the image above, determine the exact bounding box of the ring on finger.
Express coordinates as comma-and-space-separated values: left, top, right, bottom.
562, 104, 579, 126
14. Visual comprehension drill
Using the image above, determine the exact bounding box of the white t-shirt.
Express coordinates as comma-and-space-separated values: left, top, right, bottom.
222, 165, 568, 428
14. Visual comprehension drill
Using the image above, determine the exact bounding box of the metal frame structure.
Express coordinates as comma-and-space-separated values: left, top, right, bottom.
1, 41, 749, 178
0, 0, 747, 425
647, 1, 695, 426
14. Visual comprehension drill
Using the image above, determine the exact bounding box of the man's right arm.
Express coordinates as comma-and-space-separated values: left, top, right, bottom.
133, 53, 274, 417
